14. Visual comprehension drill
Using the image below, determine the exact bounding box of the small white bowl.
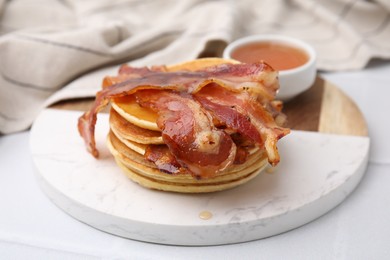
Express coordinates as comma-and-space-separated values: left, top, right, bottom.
223, 34, 317, 101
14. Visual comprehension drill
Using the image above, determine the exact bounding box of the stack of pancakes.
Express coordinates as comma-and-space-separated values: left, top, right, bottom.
106, 58, 269, 193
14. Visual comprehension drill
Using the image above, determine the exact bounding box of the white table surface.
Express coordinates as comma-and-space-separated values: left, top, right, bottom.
1, 60, 390, 259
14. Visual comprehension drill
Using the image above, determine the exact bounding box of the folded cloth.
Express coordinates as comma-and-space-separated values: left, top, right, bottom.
1, 0, 390, 134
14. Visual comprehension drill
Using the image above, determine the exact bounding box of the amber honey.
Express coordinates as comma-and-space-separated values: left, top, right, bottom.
231, 42, 309, 71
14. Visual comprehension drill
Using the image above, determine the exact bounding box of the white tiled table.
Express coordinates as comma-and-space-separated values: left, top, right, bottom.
1, 60, 390, 259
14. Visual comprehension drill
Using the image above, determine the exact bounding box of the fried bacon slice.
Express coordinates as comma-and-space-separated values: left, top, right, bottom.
78, 62, 289, 178
194, 84, 289, 166
135, 89, 236, 177
144, 145, 183, 174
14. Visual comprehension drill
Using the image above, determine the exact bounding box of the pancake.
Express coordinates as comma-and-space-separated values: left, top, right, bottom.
109, 108, 163, 145
111, 96, 159, 131
166, 57, 240, 72
92, 57, 288, 193
115, 158, 265, 193
108, 130, 266, 179
107, 130, 267, 193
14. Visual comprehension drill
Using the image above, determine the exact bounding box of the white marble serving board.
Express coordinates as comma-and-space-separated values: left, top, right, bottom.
30, 109, 369, 246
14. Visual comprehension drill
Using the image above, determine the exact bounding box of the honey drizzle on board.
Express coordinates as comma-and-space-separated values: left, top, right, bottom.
199, 211, 213, 220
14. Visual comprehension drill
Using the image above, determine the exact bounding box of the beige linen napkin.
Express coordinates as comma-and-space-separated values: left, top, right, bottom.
1, 0, 389, 134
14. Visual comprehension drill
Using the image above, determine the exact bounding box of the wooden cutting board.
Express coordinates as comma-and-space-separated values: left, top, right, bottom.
51, 76, 368, 137
283, 77, 368, 136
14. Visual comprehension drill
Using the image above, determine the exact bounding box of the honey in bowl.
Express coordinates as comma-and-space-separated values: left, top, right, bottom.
230, 42, 309, 71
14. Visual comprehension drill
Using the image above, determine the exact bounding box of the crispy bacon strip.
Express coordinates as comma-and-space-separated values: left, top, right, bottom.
135, 90, 236, 178
144, 145, 183, 174
78, 62, 276, 159
195, 84, 290, 166
195, 83, 262, 145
